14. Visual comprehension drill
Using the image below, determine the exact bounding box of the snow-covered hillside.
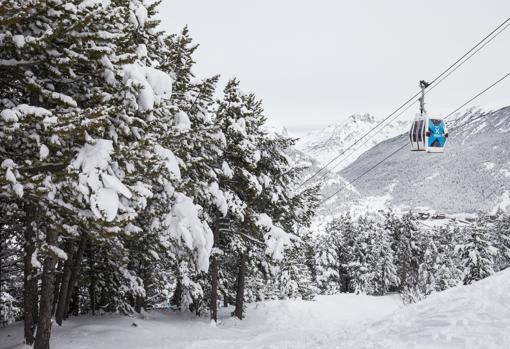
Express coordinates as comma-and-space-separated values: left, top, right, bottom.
2, 270, 509, 349
326, 107, 510, 214
296, 113, 407, 170
347, 268, 510, 349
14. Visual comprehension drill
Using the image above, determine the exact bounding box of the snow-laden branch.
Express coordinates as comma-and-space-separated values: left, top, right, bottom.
72, 139, 132, 222
256, 213, 299, 261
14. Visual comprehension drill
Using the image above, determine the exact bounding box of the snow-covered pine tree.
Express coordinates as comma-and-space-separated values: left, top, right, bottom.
249, 137, 318, 305
0, 198, 24, 326
315, 214, 355, 294
251, 122, 319, 301
423, 225, 462, 293
0, 1, 140, 344
1, 1, 206, 346
370, 223, 398, 295
492, 210, 510, 272
334, 213, 357, 293
384, 212, 423, 303
458, 215, 497, 285
314, 231, 342, 294
214, 79, 265, 319
214, 78, 318, 318
160, 28, 227, 316
347, 216, 377, 295
416, 228, 440, 298
116, 8, 192, 315
113, 24, 223, 321
134, 27, 224, 318
46, 0, 170, 322
276, 232, 318, 300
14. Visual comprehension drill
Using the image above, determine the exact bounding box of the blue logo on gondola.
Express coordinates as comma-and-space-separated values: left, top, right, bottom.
428, 119, 445, 148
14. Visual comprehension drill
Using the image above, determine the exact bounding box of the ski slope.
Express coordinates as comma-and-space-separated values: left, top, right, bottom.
1, 270, 509, 349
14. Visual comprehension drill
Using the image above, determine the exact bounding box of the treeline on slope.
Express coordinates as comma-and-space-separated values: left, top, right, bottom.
312, 210, 510, 303
0, 1, 319, 348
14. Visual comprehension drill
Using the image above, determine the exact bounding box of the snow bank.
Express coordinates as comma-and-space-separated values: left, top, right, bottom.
346, 269, 510, 349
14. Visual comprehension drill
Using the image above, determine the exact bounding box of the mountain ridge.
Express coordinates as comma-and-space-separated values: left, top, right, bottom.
293, 106, 510, 217
337, 106, 510, 214
296, 113, 408, 170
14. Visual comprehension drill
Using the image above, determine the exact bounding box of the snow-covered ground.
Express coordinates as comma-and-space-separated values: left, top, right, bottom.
350, 270, 510, 349
1, 270, 509, 349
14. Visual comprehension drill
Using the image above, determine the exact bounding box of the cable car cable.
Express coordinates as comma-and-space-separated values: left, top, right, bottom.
319, 71, 510, 205
298, 17, 510, 189
314, 21, 510, 180
304, 19, 510, 186
313, 100, 419, 183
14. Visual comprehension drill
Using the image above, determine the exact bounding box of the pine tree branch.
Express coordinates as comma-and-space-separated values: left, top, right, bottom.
18, 163, 68, 174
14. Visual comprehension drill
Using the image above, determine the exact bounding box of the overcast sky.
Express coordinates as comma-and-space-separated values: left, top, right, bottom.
158, 1, 510, 136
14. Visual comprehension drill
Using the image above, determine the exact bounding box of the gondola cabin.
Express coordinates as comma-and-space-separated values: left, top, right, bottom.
409, 117, 448, 153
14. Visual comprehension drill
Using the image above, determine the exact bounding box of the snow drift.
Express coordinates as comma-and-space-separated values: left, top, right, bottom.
346, 268, 510, 349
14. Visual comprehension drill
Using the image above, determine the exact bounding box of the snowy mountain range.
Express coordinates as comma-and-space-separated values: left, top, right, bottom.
296, 113, 408, 170
296, 106, 510, 216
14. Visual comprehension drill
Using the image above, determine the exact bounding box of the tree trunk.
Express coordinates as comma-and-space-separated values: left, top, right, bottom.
171, 278, 182, 310
62, 233, 87, 320
380, 264, 387, 296
134, 295, 143, 314
70, 286, 79, 316
233, 253, 246, 320
222, 290, 229, 307
23, 201, 39, 345
34, 229, 58, 349
87, 239, 96, 315
209, 216, 221, 322
52, 262, 63, 316
210, 256, 219, 321
337, 265, 343, 292
55, 243, 76, 325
